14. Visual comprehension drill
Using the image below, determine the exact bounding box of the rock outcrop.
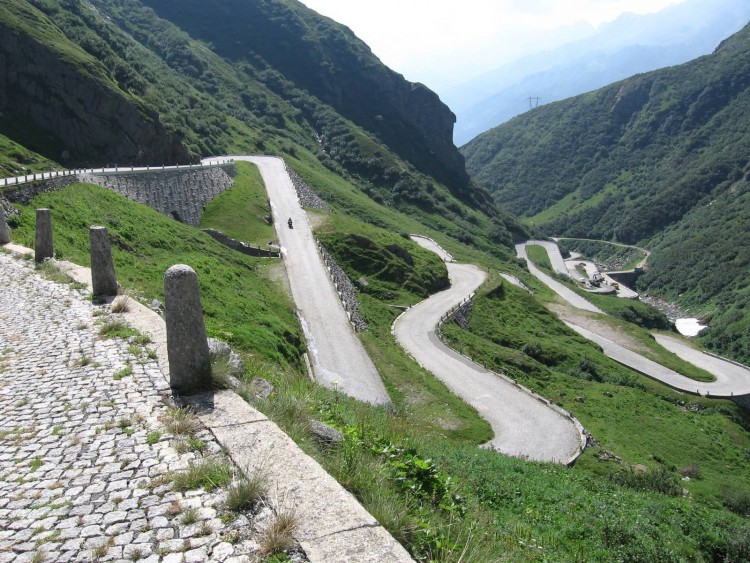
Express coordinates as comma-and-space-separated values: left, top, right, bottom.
0, 13, 190, 167
140, 0, 469, 189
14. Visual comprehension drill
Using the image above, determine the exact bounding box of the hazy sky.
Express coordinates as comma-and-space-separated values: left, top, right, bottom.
299, 0, 687, 89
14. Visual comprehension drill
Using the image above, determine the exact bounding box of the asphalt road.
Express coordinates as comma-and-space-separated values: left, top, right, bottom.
515, 243, 604, 314
519, 240, 750, 398
206, 156, 389, 404
393, 237, 584, 463
654, 334, 750, 396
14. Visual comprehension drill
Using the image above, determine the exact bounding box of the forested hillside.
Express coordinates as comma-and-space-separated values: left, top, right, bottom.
0, 0, 505, 218
463, 23, 750, 362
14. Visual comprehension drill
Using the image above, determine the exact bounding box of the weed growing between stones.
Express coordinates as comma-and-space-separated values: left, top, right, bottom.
161, 406, 200, 436
72, 350, 93, 367
180, 508, 199, 525
35, 259, 72, 284
258, 506, 299, 556
173, 436, 206, 454
91, 537, 113, 560
165, 500, 182, 516
97, 317, 140, 339
109, 295, 130, 313
169, 459, 233, 492
112, 364, 133, 380
209, 354, 238, 390
225, 474, 268, 513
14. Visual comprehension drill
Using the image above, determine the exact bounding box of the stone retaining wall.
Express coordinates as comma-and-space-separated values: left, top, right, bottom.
80, 164, 235, 227
1, 175, 80, 205
451, 298, 473, 330
316, 241, 368, 332
203, 228, 280, 258
2, 164, 236, 228
285, 164, 331, 211
732, 394, 750, 410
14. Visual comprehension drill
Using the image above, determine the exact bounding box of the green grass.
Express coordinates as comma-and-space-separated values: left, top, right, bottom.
97, 318, 140, 340
10, 183, 304, 368
225, 474, 267, 512
525, 244, 553, 271
0, 1, 113, 85
440, 280, 750, 505
170, 459, 233, 492
0, 133, 60, 178
200, 161, 275, 245
113, 365, 133, 380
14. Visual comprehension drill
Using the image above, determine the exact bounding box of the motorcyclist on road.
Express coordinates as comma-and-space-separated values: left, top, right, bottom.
288, 217, 293, 229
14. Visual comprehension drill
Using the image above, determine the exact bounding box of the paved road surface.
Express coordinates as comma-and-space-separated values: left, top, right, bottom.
394, 238, 584, 463
205, 156, 389, 405
654, 335, 750, 396
516, 243, 604, 314
0, 252, 258, 561
518, 241, 750, 398
526, 239, 569, 275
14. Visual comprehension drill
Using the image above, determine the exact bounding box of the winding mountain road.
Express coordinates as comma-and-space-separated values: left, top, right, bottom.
515, 243, 603, 314
394, 237, 584, 463
517, 241, 750, 398
205, 156, 390, 405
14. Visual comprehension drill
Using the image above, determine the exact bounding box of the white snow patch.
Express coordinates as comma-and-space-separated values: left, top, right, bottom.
675, 318, 707, 337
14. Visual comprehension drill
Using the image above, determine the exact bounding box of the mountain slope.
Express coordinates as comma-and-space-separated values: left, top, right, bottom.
137, 0, 469, 192
449, 0, 750, 145
0, 1, 189, 165
463, 23, 750, 362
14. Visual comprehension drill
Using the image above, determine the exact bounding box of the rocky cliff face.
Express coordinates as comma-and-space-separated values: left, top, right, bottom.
0, 19, 190, 166
140, 0, 468, 188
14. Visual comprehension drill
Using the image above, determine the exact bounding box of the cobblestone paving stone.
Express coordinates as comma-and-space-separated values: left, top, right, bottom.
0, 252, 280, 562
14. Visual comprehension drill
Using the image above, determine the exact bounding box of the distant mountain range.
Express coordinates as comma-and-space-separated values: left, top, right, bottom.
447, 0, 750, 145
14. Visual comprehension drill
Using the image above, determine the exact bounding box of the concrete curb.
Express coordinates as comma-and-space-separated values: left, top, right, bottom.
2, 243, 414, 562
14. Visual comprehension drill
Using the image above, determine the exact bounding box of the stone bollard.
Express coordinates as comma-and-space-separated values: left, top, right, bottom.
0, 206, 10, 244
164, 264, 211, 394
89, 226, 118, 300
35, 208, 53, 262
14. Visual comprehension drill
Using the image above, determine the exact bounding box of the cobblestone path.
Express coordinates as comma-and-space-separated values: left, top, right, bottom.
0, 252, 266, 562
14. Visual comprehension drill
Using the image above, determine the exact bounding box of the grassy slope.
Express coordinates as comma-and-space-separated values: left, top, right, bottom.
441, 279, 750, 502
200, 161, 275, 246
525, 244, 716, 381
9, 183, 304, 368
0, 0, 113, 84
0, 133, 61, 178
6, 169, 750, 561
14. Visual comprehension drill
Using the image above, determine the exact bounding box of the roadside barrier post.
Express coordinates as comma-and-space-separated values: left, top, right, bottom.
34, 209, 53, 262
0, 206, 10, 244
89, 226, 118, 300
164, 264, 211, 394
